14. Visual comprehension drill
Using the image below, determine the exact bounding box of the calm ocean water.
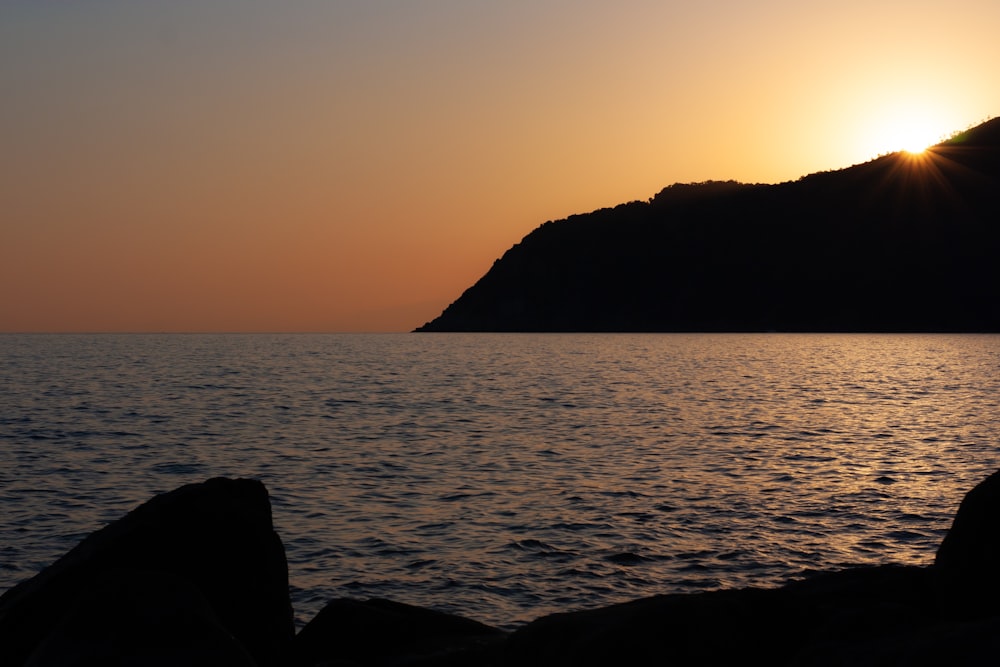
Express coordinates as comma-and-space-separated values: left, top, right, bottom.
1, 333, 999, 629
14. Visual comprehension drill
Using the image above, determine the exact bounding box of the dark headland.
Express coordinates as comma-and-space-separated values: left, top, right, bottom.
416, 117, 1000, 333
5, 472, 1000, 665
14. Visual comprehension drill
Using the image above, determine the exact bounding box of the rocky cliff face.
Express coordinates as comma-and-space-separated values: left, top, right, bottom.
416, 118, 1000, 332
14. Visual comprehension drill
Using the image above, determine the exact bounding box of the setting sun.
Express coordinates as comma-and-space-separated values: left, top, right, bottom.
860, 105, 957, 158
890, 119, 939, 154
882, 116, 948, 155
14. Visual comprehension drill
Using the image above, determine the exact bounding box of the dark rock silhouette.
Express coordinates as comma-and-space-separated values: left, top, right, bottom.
5, 470, 1000, 664
500, 470, 1000, 666
501, 566, 979, 666
935, 468, 1000, 619
0, 477, 293, 667
292, 597, 506, 666
415, 117, 1000, 332
23, 569, 256, 667
936, 468, 1000, 577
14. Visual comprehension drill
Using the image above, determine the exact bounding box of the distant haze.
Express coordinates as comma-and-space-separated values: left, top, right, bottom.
3, 1, 999, 332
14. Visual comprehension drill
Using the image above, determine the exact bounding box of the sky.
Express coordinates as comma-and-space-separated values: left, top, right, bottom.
2, 1, 999, 332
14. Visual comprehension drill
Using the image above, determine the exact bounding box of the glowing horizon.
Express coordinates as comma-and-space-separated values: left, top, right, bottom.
2, 1, 999, 332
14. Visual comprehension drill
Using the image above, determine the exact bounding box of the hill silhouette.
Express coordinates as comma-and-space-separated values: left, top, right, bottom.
415, 118, 1000, 332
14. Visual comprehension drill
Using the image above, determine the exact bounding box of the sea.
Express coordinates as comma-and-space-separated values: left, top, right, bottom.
1, 333, 999, 630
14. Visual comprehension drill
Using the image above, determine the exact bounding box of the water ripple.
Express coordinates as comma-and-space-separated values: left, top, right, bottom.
1, 333, 998, 630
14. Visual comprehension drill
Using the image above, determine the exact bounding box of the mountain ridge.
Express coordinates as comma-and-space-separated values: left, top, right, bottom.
415, 118, 1000, 332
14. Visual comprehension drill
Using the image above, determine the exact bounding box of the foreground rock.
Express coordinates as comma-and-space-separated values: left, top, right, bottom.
23, 569, 256, 667
4, 471, 1000, 665
503, 566, 958, 665
936, 468, 1000, 600
503, 469, 1000, 665
293, 598, 506, 666
0, 477, 293, 667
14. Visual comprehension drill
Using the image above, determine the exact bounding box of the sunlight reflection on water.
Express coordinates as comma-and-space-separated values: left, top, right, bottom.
1, 333, 998, 629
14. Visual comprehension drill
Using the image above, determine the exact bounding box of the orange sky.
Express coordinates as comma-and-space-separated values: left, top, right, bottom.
2, 1, 999, 332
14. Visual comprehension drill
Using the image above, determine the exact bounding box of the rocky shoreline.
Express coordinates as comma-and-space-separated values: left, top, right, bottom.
3, 471, 1000, 665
